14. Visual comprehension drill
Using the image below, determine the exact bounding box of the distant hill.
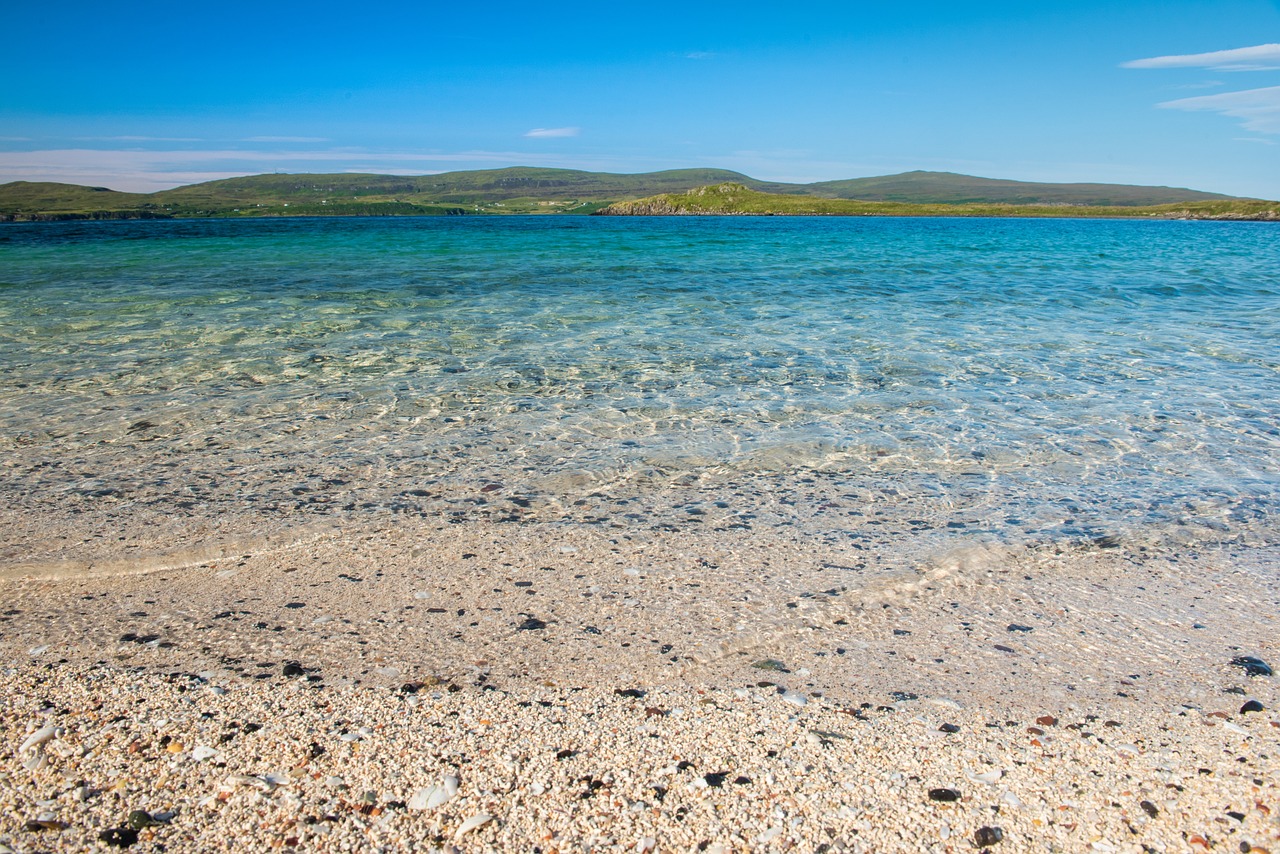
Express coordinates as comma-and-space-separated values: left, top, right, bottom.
595, 182, 1280, 221
0, 167, 1261, 221
799, 171, 1236, 206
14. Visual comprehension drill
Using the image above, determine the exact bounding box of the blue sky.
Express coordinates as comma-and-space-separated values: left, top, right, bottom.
2, 0, 1278, 197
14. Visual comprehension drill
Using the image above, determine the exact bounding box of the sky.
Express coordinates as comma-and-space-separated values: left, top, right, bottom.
2, 0, 1278, 198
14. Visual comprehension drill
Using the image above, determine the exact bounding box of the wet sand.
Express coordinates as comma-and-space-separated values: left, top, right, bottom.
1, 522, 1278, 851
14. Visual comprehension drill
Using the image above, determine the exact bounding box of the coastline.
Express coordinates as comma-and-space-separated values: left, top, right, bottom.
2, 521, 1277, 851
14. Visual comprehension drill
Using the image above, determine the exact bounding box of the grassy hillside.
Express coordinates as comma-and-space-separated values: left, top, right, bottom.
803, 171, 1235, 206
595, 183, 1280, 221
0, 168, 1266, 221
0, 182, 154, 216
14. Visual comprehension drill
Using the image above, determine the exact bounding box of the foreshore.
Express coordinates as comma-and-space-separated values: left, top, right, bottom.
1, 521, 1277, 851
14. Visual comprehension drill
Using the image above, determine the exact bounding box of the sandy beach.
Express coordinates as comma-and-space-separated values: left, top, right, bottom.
1, 521, 1276, 851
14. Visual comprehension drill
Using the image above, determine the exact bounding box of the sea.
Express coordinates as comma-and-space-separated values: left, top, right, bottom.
2, 215, 1278, 572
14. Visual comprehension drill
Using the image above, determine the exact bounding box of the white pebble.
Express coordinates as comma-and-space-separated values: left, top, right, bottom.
453, 813, 494, 839
192, 745, 219, 761
19, 725, 62, 753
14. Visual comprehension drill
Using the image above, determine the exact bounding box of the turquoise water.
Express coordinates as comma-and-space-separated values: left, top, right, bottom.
1, 216, 1278, 566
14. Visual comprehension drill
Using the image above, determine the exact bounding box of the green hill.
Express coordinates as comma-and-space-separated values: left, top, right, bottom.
595, 182, 1280, 221
0, 167, 1265, 221
801, 170, 1235, 206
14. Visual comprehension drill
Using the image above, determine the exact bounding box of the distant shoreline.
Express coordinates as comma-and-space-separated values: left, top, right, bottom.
4, 208, 1278, 223
3, 166, 1273, 222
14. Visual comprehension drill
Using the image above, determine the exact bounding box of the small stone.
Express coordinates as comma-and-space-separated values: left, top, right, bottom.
126, 810, 157, 830
615, 688, 646, 699
974, 826, 1004, 847
1035, 715, 1058, 727
1232, 656, 1272, 677
282, 662, 305, 677
939, 723, 960, 734
1241, 700, 1265, 714
703, 773, 727, 788
99, 827, 140, 848
517, 618, 547, 631
453, 813, 494, 839
1140, 800, 1159, 818
780, 690, 807, 707
752, 659, 788, 672
928, 788, 961, 802
889, 691, 918, 702
1006, 624, 1034, 633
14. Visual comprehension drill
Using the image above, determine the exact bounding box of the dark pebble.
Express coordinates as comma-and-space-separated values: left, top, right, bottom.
939, 723, 960, 734
1006, 624, 1034, 633
518, 618, 548, 631
993, 644, 1016, 653
99, 828, 139, 848
1035, 715, 1058, 727
733, 776, 752, 785
126, 810, 157, 830
677, 760, 695, 771
927, 788, 960, 802
752, 659, 788, 672
1232, 656, 1273, 677
1140, 800, 1159, 818
704, 772, 727, 788
1227, 811, 1246, 822
892, 629, 911, 636
974, 826, 1004, 847
1241, 700, 1265, 714
282, 662, 305, 677
555, 749, 575, 760
284, 602, 306, 609
889, 691, 918, 702
614, 688, 646, 699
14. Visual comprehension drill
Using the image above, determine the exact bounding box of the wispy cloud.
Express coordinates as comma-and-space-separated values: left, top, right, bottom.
80, 136, 204, 142
1234, 136, 1276, 145
522, 127, 580, 138
1123, 43, 1280, 72
244, 136, 330, 143
684, 51, 715, 60
0, 146, 645, 192
1159, 86, 1280, 134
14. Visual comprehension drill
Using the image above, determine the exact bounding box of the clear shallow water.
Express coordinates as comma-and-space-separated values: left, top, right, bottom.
1, 216, 1278, 567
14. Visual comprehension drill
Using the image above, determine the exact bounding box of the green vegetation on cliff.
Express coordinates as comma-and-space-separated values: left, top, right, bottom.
595, 183, 1280, 221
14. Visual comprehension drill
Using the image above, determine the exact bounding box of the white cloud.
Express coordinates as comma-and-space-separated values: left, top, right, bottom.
81, 136, 204, 142
1234, 137, 1276, 145
1159, 85, 1280, 134
522, 127, 580, 138
1123, 43, 1280, 72
0, 146, 647, 192
244, 136, 330, 143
